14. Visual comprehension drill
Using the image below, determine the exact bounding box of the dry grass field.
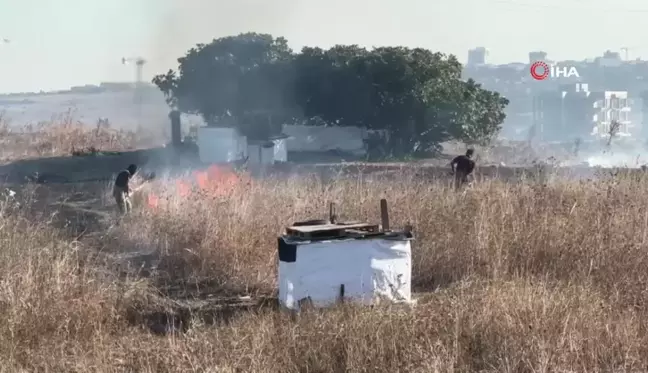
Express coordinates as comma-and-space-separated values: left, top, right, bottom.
0, 111, 164, 162
1, 119, 648, 372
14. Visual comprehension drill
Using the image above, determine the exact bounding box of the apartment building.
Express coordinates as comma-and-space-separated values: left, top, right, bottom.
532, 83, 594, 142
591, 91, 632, 137
467, 47, 487, 67
532, 83, 632, 141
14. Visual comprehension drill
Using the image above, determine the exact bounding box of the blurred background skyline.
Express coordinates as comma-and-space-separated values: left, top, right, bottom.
1, 0, 648, 93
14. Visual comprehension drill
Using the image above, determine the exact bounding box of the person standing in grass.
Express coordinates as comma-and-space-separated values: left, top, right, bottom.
450, 149, 475, 190
113, 164, 137, 214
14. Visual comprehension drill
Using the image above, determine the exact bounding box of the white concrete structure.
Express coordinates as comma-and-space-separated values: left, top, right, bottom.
278, 236, 413, 310
197, 127, 246, 163
273, 138, 288, 162
283, 124, 367, 155
247, 142, 275, 165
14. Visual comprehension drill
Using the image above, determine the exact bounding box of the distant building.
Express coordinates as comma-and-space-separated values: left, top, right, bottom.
641, 91, 648, 136
529, 51, 548, 63
596, 50, 623, 67
532, 83, 594, 142
467, 47, 487, 66
99, 82, 139, 91
591, 91, 632, 137
532, 83, 633, 141
69, 85, 103, 94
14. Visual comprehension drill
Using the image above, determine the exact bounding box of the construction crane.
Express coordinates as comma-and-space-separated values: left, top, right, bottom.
621, 47, 630, 60
121, 56, 147, 127
121, 57, 146, 90
619, 46, 647, 61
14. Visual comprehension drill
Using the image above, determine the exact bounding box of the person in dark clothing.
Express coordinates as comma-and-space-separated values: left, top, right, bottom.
451, 149, 475, 190
113, 164, 137, 214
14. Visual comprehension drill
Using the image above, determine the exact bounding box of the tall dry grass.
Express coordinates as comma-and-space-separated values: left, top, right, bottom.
83, 170, 648, 372
127, 173, 648, 301
0, 110, 167, 162
2, 119, 648, 370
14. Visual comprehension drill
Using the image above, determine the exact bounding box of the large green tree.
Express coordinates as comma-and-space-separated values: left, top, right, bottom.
292, 45, 373, 127
154, 33, 509, 157
291, 45, 509, 156
152, 32, 294, 135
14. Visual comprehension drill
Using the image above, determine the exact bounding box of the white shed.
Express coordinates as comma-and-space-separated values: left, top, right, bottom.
272, 138, 288, 163
247, 141, 275, 166
247, 135, 290, 165
282, 124, 367, 155
197, 126, 247, 163
278, 222, 414, 310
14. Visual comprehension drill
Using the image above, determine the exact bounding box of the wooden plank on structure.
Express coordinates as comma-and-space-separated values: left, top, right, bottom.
287, 223, 375, 233
344, 229, 387, 239
285, 222, 380, 239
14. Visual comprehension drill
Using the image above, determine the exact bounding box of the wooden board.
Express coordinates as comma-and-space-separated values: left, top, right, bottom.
286, 222, 379, 239
287, 223, 374, 233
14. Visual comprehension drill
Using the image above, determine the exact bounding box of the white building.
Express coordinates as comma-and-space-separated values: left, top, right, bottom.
592, 91, 632, 137
197, 127, 289, 165
197, 127, 247, 164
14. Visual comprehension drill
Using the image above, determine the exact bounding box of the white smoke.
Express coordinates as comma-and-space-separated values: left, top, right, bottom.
585, 151, 645, 168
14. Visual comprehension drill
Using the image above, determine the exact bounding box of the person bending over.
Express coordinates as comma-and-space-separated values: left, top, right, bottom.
113, 164, 137, 214
451, 149, 475, 190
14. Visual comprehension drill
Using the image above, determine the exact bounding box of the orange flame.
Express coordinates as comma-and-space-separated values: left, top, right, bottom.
177, 180, 191, 197
147, 193, 160, 209
145, 164, 247, 210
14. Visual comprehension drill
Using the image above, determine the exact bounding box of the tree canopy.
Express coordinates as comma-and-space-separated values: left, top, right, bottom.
153, 32, 509, 158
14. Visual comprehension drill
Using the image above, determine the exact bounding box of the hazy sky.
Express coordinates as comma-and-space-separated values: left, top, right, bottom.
1, 0, 648, 93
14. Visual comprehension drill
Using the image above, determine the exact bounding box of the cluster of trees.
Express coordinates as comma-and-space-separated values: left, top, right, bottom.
153, 33, 509, 158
